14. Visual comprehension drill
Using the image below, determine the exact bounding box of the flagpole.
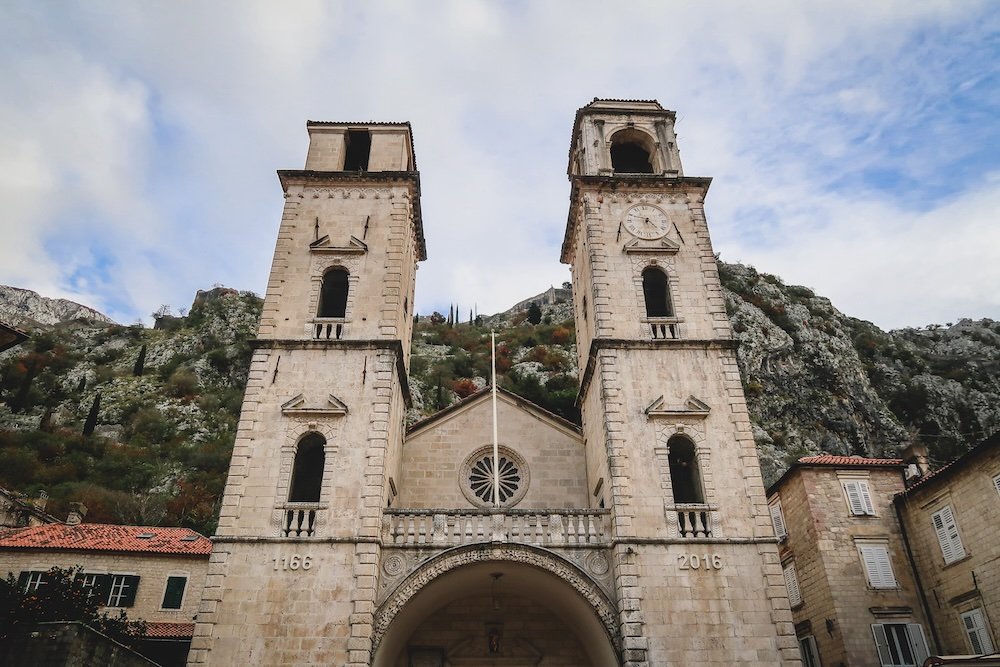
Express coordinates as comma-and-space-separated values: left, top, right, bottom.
491, 331, 500, 508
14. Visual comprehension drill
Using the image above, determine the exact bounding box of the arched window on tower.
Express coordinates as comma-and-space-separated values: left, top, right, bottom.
318, 268, 349, 318
642, 267, 673, 317
610, 129, 655, 174
668, 435, 704, 504
288, 433, 326, 503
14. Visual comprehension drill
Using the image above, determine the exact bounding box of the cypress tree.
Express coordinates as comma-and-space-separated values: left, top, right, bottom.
133, 344, 147, 377
83, 393, 101, 437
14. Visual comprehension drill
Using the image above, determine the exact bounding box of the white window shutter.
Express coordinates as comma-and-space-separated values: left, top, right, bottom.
858, 480, 875, 515
844, 481, 862, 514
770, 502, 787, 540
871, 624, 892, 666
907, 623, 930, 665
859, 545, 895, 588
962, 609, 995, 655
783, 563, 801, 606
932, 506, 964, 564
993, 473, 1000, 498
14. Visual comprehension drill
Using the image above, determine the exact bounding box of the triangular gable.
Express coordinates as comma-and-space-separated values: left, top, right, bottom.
644, 394, 710, 419
309, 235, 368, 254
280, 393, 349, 417
623, 236, 679, 254
406, 386, 581, 440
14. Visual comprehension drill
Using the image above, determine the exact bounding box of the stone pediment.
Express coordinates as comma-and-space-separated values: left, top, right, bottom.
309, 234, 368, 254
644, 394, 710, 418
622, 235, 680, 254
280, 393, 349, 417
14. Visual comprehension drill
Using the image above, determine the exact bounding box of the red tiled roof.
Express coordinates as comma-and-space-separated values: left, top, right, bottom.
144, 622, 195, 639
0, 524, 211, 556
797, 455, 903, 466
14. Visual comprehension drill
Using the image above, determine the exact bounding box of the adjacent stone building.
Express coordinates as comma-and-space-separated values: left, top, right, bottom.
767, 455, 932, 667
187, 100, 800, 666
0, 522, 211, 665
895, 436, 1000, 658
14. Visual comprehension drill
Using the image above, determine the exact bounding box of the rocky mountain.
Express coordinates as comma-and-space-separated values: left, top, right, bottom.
0, 264, 997, 533
0, 285, 116, 328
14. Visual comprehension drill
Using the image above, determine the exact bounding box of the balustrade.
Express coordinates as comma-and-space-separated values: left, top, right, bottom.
382, 509, 609, 547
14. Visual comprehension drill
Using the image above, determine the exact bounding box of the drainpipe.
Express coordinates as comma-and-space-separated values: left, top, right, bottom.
894, 486, 942, 653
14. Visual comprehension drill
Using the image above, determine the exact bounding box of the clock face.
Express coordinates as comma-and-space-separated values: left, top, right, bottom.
623, 204, 669, 240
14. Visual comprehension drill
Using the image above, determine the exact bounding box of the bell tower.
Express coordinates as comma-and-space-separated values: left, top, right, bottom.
188, 121, 425, 666
562, 99, 800, 666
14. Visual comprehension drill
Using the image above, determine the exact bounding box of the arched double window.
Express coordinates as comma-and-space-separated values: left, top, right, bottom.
642, 267, 673, 318
610, 129, 655, 174
288, 433, 326, 502
668, 435, 704, 504
318, 268, 349, 318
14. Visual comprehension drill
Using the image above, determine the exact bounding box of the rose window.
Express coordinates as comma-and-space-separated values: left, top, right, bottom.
461, 446, 529, 508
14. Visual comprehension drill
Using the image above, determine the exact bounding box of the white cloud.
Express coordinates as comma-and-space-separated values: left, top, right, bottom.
0, 0, 996, 329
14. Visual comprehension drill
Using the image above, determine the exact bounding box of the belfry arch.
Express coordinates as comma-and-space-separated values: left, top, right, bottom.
372, 544, 621, 666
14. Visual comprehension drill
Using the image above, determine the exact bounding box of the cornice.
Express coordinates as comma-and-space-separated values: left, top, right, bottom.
560, 176, 712, 263
576, 338, 737, 407
251, 338, 412, 407
277, 169, 426, 260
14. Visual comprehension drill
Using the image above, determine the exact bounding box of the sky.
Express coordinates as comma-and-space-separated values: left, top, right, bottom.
0, 1, 998, 330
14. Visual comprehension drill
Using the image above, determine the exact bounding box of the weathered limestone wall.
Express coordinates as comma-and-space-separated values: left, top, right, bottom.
0, 551, 207, 626
773, 465, 928, 666
399, 393, 588, 509
304, 126, 412, 172
257, 181, 419, 346
897, 443, 1000, 655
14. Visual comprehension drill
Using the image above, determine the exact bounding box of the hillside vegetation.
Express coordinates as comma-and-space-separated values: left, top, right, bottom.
1, 265, 997, 533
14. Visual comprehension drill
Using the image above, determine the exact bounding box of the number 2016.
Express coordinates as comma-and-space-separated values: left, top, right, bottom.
678, 553, 723, 570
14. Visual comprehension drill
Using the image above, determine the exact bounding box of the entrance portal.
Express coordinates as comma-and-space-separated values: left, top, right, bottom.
372, 547, 619, 666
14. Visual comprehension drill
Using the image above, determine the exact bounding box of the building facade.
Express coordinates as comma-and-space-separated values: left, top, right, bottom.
0, 522, 211, 665
767, 456, 932, 667
895, 436, 1000, 658
188, 100, 800, 666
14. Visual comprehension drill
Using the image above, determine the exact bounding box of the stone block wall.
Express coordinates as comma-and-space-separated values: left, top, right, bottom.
897, 443, 1000, 655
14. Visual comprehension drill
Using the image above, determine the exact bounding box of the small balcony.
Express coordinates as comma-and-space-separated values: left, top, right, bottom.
382, 508, 611, 548
310, 318, 346, 340
643, 317, 681, 340
668, 504, 719, 538
280, 503, 324, 537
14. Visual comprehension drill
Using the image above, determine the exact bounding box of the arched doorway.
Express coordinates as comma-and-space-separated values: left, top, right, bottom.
372, 545, 620, 666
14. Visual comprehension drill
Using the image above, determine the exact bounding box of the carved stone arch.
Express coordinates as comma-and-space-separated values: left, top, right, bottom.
270, 419, 342, 534
605, 125, 661, 172
371, 543, 621, 656
653, 423, 720, 536
307, 256, 363, 327
630, 257, 680, 336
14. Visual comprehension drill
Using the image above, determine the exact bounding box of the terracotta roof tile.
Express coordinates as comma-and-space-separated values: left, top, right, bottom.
144, 622, 196, 639
0, 524, 211, 556
797, 455, 903, 466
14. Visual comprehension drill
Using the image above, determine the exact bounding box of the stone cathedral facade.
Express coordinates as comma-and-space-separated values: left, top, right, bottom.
188, 100, 801, 666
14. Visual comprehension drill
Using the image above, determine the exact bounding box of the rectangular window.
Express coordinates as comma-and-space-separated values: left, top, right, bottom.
161, 576, 187, 610
105, 574, 140, 608
770, 499, 787, 540
18, 570, 47, 591
931, 505, 965, 564
843, 479, 876, 516
342, 129, 371, 171
783, 562, 802, 607
961, 608, 995, 655
872, 623, 929, 667
993, 473, 1000, 498
859, 543, 898, 589
799, 635, 822, 667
